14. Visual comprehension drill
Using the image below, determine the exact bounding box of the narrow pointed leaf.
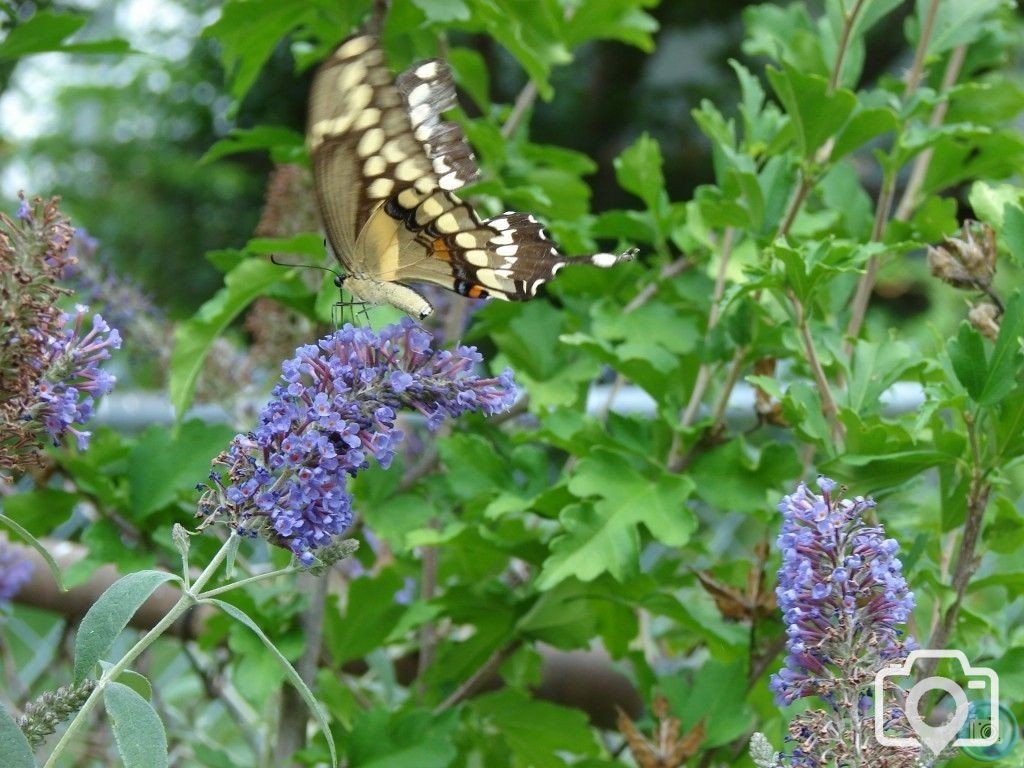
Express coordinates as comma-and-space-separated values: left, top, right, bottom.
74, 571, 181, 683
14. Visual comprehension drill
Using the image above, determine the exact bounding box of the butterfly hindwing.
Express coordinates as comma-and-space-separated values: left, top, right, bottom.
308, 33, 634, 317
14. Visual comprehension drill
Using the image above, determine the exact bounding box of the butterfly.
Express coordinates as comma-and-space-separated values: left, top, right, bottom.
307, 34, 636, 319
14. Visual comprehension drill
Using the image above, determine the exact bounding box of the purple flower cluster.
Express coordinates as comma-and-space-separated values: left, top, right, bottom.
200, 318, 516, 566
26, 306, 122, 451
770, 477, 916, 706
0, 536, 34, 602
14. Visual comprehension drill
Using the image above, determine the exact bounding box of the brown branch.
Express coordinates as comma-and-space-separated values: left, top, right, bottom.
919, 412, 989, 679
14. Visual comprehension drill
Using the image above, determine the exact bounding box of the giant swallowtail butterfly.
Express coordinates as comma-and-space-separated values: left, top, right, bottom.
307, 34, 636, 318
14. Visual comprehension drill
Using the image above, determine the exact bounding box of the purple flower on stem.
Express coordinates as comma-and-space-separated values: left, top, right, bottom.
765, 477, 919, 767
770, 477, 915, 706
199, 318, 517, 566
24, 306, 122, 451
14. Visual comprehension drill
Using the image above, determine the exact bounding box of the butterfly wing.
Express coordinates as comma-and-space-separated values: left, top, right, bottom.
308, 34, 633, 315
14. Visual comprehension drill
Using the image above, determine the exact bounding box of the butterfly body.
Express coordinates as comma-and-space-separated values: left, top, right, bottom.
308, 34, 634, 318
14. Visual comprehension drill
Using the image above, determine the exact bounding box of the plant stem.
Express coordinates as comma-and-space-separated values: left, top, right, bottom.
920, 412, 989, 678
829, 0, 867, 92
43, 533, 239, 768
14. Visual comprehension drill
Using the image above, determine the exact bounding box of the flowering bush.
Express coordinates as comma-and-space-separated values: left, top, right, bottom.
2, 2, 1024, 768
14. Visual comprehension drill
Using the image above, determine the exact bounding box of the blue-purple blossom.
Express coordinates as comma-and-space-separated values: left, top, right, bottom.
770, 477, 915, 706
199, 318, 517, 566
0, 536, 34, 602
764, 477, 921, 767
24, 306, 122, 451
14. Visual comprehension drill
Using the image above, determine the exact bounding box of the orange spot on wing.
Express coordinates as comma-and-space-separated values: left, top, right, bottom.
431, 237, 451, 261
467, 285, 487, 299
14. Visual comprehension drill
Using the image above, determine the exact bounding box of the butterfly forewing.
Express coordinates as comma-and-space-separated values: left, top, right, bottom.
307, 33, 634, 316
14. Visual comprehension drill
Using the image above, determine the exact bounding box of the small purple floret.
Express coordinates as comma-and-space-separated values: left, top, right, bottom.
202, 318, 516, 566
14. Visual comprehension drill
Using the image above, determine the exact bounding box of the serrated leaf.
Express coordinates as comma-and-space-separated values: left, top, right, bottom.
538, 450, 696, 589
472, 689, 600, 767
202, 0, 318, 104
205, 598, 336, 767
322, 570, 405, 664
845, 339, 919, 413
169, 258, 282, 417
614, 133, 665, 211
0, 514, 65, 591
765, 64, 856, 158
74, 571, 181, 683
0, 703, 36, 768
105, 682, 168, 768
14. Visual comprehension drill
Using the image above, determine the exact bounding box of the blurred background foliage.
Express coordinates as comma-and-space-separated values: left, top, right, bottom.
2, 0, 939, 317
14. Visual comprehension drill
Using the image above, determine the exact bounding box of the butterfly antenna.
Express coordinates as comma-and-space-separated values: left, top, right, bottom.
269, 253, 346, 285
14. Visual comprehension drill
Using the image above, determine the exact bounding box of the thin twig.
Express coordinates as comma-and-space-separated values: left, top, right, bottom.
828, 0, 868, 92
844, 4, 960, 342
501, 81, 539, 139
275, 574, 328, 763
433, 640, 522, 713
920, 412, 989, 679
792, 290, 844, 444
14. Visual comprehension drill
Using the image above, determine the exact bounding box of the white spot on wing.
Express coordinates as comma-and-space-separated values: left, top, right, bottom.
357, 128, 385, 157
409, 103, 432, 126
395, 158, 426, 181
367, 177, 394, 198
590, 252, 619, 268
381, 140, 407, 164
490, 217, 509, 231
363, 155, 387, 177
415, 61, 439, 79
438, 171, 461, 190
338, 36, 373, 58
465, 249, 489, 266
346, 84, 373, 113
495, 244, 517, 257
455, 232, 478, 248
353, 108, 381, 130
338, 61, 367, 92
408, 82, 431, 106
436, 212, 460, 233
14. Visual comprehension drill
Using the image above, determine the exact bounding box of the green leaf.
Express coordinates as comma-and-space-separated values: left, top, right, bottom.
74, 571, 181, 683
0, 703, 36, 768
411, 0, 470, 22
205, 598, 336, 767
909, 0, 1007, 58
447, 47, 490, 109
128, 420, 238, 517
978, 292, 1024, 407
845, 339, 919, 413
200, 126, 305, 165
0, 11, 85, 58
765, 64, 856, 158
562, 0, 659, 51
948, 322, 988, 401
169, 258, 282, 416
346, 708, 457, 768
0, 514, 65, 591
472, 689, 600, 767
0, 10, 132, 59
202, 0, 319, 104
613, 133, 665, 212
831, 107, 899, 161
538, 450, 696, 589
114, 670, 154, 701
104, 682, 168, 768
322, 570, 405, 665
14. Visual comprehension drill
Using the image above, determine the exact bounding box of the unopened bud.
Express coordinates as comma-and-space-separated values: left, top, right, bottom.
968, 302, 1001, 340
